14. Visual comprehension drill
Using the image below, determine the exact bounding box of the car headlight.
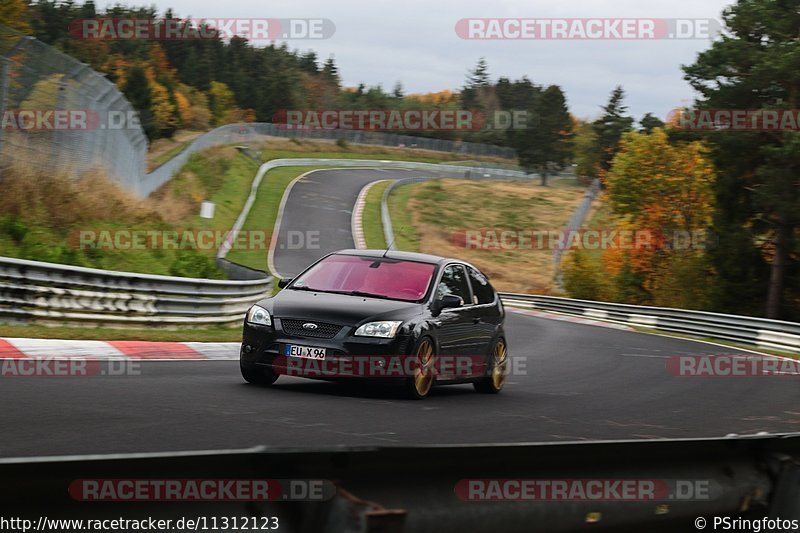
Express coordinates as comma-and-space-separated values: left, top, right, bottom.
246, 305, 272, 327
354, 321, 402, 338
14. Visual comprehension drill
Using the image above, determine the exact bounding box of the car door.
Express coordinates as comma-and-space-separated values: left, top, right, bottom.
432, 264, 475, 361
466, 265, 502, 353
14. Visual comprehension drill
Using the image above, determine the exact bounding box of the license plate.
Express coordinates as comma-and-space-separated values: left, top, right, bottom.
284, 344, 327, 360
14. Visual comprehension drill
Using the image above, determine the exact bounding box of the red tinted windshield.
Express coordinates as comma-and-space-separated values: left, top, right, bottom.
291, 254, 436, 301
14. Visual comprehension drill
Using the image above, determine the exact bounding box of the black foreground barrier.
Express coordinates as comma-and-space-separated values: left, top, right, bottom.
0, 434, 797, 532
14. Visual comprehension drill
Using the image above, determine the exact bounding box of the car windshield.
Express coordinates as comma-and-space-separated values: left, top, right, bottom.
290, 254, 436, 302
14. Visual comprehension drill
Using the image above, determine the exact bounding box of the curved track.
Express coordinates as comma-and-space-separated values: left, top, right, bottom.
1, 168, 797, 458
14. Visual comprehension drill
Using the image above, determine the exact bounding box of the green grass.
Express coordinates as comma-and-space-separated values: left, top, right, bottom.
362, 180, 391, 249
169, 151, 261, 252
224, 166, 322, 271
0, 323, 242, 342
386, 182, 422, 252
149, 139, 194, 170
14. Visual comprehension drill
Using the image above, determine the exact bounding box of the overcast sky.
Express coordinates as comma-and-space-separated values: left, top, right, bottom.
106, 0, 733, 122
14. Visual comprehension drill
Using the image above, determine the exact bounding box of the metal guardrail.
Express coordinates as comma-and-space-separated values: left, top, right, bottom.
499, 292, 800, 353
0, 256, 271, 326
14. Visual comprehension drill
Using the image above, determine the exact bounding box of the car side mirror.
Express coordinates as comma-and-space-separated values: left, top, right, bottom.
277, 278, 293, 289
432, 294, 462, 315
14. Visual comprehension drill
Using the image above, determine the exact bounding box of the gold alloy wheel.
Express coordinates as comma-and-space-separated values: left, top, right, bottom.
491, 339, 508, 390
413, 339, 436, 396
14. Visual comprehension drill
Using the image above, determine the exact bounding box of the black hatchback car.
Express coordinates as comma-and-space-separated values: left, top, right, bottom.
240, 249, 508, 399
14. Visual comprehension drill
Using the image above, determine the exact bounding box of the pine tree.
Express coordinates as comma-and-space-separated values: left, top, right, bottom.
592, 86, 634, 176
683, 0, 800, 319
122, 66, 156, 139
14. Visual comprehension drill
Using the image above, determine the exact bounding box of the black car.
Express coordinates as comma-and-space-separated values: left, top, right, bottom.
240, 249, 508, 399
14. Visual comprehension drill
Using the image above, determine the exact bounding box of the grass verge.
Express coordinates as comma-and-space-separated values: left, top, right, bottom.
224, 166, 321, 271
386, 182, 422, 251
386, 178, 587, 294
362, 180, 391, 249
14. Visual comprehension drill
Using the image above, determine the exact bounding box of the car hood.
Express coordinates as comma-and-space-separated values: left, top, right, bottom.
264, 289, 424, 326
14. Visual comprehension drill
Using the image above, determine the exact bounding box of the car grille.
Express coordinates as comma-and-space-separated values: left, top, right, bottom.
281, 319, 343, 339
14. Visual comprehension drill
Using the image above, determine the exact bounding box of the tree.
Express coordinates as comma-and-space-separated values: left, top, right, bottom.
591, 86, 634, 177
639, 112, 665, 133
150, 80, 179, 137
461, 58, 493, 111
208, 81, 236, 126
0, 0, 31, 33
322, 56, 340, 88
122, 66, 156, 139
465, 58, 491, 88
603, 128, 717, 307
298, 50, 318, 74
683, 0, 800, 319
573, 120, 599, 184
516, 85, 573, 186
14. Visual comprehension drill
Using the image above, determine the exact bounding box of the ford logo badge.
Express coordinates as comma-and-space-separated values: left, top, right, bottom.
302, 323, 318, 330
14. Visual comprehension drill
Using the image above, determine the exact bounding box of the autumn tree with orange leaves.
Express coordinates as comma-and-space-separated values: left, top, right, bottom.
564, 128, 716, 308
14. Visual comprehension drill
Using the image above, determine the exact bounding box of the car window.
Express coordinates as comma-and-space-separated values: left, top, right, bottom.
468, 266, 496, 305
437, 264, 471, 304
291, 254, 436, 301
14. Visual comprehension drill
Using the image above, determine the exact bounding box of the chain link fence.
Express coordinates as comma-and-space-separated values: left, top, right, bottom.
248, 123, 518, 159
0, 25, 147, 186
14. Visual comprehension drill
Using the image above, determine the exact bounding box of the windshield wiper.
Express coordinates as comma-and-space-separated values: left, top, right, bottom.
329, 290, 394, 300
289, 286, 335, 293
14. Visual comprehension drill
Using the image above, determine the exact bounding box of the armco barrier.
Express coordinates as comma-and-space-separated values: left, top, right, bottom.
500, 292, 800, 353
2, 253, 797, 350
0, 256, 271, 326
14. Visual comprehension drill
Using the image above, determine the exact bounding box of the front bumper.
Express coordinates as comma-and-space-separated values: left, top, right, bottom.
240, 318, 415, 379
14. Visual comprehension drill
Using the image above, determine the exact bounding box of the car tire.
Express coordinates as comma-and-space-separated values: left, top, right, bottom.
404, 337, 436, 400
240, 363, 279, 386
474, 337, 508, 394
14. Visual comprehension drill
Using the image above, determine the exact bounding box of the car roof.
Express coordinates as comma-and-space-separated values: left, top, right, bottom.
335, 249, 452, 265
